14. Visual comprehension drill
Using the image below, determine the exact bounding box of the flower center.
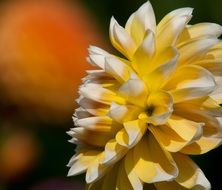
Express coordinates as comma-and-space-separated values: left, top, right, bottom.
145, 105, 155, 116
139, 91, 173, 126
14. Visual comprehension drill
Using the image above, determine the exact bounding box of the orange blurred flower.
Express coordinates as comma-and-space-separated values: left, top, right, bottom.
0, 0, 105, 123
0, 129, 39, 181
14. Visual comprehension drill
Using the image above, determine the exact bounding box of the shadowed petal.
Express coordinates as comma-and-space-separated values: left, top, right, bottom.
133, 134, 178, 183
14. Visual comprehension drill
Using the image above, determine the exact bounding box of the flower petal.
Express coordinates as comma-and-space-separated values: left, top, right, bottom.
181, 136, 222, 155
80, 83, 126, 105
104, 56, 136, 83
68, 150, 101, 176
108, 102, 142, 123
88, 46, 110, 69
150, 116, 203, 152
132, 30, 155, 75
86, 153, 111, 183
125, 1, 156, 45
165, 65, 216, 103
115, 128, 129, 147
118, 78, 148, 107
110, 17, 136, 59
74, 108, 93, 119
210, 76, 222, 104
177, 23, 222, 44
74, 116, 120, 132
173, 153, 211, 190
101, 165, 119, 190
77, 97, 109, 116
115, 120, 147, 148
86, 179, 104, 190
194, 58, 222, 76
157, 9, 193, 52
123, 120, 147, 148
124, 150, 144, 190
101, 139, 128, 165
143, 47, 178, 91
70, 127, 114, 147
177, 38, 219, 65
206, 42, 222, 59
173, 100, 222, 137
154, 181, 188, 190
157, 8, 193, 32
116, 161, 134, 190
133, 134, 178, 183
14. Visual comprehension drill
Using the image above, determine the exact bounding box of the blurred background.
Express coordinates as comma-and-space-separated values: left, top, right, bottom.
0, 0, 221, 189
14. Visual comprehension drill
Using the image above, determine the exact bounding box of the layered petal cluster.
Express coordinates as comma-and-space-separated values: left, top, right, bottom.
68, 1, 222, 189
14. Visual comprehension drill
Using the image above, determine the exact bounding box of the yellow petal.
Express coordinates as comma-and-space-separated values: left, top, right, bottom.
177, 23, 222, 44
173, 153, 211, 190
86, 153, 111, 183
143, 47, 178, 91
157, 12, 192, 52
167, 116, 203, 142
74, 116, 117, 132
147, 46, 178, 74
174, 101, 222, 137
118, 78, 148, 107
105, 57, 136, 83
86, 178, 104, 190
177, 38, 218, 65
124, 150, 143, 190
201, 97, 222, 117
194, 58, 222, 76
155, 181, 187, 190
150, 116, 203, 152
67, 150, 101, 176
101, 139, 127, 165
116, 128, 129, 147
116, 161, 134, 190
206, 43, 222, 59
71, 127, 114, 147
108, 102, 142, 123
86, 164, 119, 190
133, 134, 178, 183
157, 8, 193, 33
123, 120, 147, 147
165, 65, 216, 103
77, 97, 109, 116
80, 83, 126, 105
125, 1, 156, 45
132, 30, 155, 75
210, 76, 222, 104
181, 136, 222, 155
101, 164, 119, 190
110, 17, 136, 59
115, 120, 147, 148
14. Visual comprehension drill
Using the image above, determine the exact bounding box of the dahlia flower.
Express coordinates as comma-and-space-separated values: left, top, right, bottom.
68, 1, 222, 189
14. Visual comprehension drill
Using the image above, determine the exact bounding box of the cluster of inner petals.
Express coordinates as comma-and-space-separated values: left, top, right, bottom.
67, 1, 222, 190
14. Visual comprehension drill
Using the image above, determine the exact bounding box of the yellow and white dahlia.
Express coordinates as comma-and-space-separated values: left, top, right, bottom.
67, 1, 222, 189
